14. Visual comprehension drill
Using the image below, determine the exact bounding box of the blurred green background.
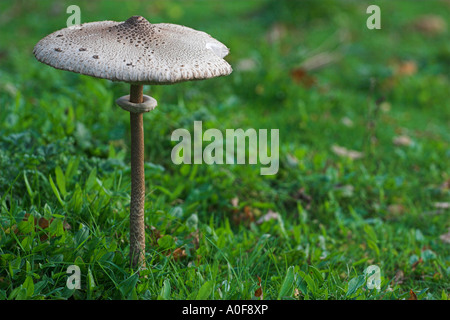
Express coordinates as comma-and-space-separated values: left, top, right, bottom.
0, 0, 449, 300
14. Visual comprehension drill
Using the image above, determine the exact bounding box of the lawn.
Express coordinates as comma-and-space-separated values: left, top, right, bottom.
0, 0, 449, 300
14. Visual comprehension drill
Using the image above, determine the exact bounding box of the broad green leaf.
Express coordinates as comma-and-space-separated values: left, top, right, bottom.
49, 219, 64, 237
196, 281, 214, 300
23, 276, 34, 298
119, 273, 139, 299
363, 224, 377, 242
18, 215, 34, 234
85, 168, 97, 191
65, 157, 80, 182
21, 236, 32, 252
309, 266, 324, 283
9, 257, 22, 278
278, 266, 295, 299
23, 172, 34, 199
68, 184, 83, 214
55, 166, 67, 197
367, 239, 380, 257
347, 275, 366, 297
74, 226, 90, 248
158, 279, 171, 300
49, 175, 65, 207
297, 270, 316, 294
14, 287, 28, 300
157, 235, 175, 250
87, 268, 96, 290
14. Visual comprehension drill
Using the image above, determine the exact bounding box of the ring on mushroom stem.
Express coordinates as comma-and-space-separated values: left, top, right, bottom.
33, 15, 232, 269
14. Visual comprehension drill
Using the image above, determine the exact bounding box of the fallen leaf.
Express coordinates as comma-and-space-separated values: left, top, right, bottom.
394, 270, 405, 285
300, 52, 341, 72
38, 217, 51, 229
171, 247, 187, 261
434, 202, 450, 209
439, 229, 450, 244
411, 258, 423, 271
341, 117, 354, 127
149, 225, 162, 244
286, 153, 299, 167
256, 210, 279, 225
395, 60, 418, 77
393, 135, 413, 146
232, 205, 255, 226
331, 145, 364, 160
440, 179, 450, 190
236, 58, 257, 72
413, 15, 447, 35
15, 213, 71, 241
293, 188, 312, 210
423, 209, 444, 216
188, 230, 200, 249
387, 204, 405, 216
254, 276, 263, 299
290, 68, 316, 88
379, 101, 391, 113
334, 184, 354, 197
408, 289, 418, 300
231, 197, 239, 208
265, 23, 287, 44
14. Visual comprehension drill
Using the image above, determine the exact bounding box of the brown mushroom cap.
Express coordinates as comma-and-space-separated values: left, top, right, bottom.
33, 16, 232, 84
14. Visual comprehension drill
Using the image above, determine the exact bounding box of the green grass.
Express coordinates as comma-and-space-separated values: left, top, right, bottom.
0, 0, 449, 300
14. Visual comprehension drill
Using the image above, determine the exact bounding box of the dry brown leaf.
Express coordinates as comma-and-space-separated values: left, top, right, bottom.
38, 217, 50, 229
331, 145, 364, 160
12, 213, 72, 241
290, 68, 316, 88
301, 52, 341, 72
395, 60, 418, 77
294, 188, 312, 210
434, 202, 450, 209
393, 135, 413, 146
394, 270, 405, 285
439, 229, 450, 244
171, 247, 187, 261
408, 289, 418, 300
341, 117, 354, 127
231, 197, 239, 208
379, 102, 391, 113
256, 210, 279, 225
188, 230, 200, 249
236, 58, 257, 72
232, 205, 255, 226
387, 204, 405, 216
254, 276, 263, 299
149, 225, 162, 244
440, 179, 450, 190
413, 15, 447, 35
265, 23, 287, 44
411, 258, 423, 271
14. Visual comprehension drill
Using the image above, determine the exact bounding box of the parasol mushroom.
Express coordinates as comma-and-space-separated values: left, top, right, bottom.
33, 15, 232, 268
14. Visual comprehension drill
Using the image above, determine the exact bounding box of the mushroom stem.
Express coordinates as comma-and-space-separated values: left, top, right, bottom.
129, 84, 146, 268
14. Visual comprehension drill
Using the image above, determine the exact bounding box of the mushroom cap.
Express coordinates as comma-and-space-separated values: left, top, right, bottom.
33, 16, 232, 84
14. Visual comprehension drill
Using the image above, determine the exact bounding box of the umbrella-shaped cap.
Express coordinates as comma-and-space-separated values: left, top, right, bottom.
33, 16, 232, 84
